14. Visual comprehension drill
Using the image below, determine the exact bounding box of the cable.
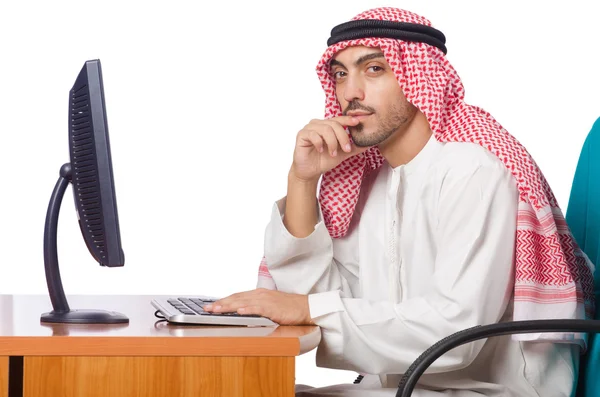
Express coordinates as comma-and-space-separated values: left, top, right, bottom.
154, 310, 167, 324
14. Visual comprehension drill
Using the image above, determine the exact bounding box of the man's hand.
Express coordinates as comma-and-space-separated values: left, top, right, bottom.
203, 288, 315, 326
291, 116, 369, 183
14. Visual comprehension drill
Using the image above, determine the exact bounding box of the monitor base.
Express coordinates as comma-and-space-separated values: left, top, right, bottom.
40, 309, 129, 324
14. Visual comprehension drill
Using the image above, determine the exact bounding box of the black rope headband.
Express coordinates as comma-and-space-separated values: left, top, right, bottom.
327, 19, 447, 54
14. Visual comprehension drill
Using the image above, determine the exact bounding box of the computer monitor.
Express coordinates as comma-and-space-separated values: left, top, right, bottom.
40, 59, 128, 324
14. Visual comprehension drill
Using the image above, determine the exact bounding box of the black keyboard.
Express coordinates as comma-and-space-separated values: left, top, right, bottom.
167, 297, 261, 317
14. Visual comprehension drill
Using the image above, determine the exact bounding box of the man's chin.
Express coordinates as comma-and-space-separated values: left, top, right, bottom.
352, 140, 373, 148
350, 129, 378, 147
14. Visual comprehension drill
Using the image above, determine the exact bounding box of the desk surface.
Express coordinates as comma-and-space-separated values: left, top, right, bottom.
0, 295, 321, 357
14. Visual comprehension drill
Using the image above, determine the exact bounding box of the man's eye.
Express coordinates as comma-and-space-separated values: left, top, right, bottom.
368, 66, 383, 72
333, 71, 346, 79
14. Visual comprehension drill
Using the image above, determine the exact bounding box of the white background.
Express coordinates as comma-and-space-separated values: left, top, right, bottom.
1, 0, 600, 388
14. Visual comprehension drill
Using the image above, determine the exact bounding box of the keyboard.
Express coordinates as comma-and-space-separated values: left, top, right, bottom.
151, 296, 277, 327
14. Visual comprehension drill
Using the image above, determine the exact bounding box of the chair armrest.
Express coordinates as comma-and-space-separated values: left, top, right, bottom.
396, 319, 600, 397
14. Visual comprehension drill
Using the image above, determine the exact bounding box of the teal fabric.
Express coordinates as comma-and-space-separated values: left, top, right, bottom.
565, 117, 600, 397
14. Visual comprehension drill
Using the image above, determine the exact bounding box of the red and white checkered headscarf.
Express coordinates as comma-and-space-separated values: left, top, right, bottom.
257, 7, 595, 345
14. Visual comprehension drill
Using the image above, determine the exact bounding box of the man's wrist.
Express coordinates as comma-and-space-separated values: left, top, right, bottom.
288, 167, 320, 188
302, 294, 316, 325
283, 167, 320, 238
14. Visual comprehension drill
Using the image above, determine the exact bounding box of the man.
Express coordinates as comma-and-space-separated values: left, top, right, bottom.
204, 7, 595, 396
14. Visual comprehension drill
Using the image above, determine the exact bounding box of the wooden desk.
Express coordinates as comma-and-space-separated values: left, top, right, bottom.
0, 295, 321, 397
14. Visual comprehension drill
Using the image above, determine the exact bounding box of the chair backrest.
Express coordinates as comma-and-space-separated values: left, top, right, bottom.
565, 117, 600, 397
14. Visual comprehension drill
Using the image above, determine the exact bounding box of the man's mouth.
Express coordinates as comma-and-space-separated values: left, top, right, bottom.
348, 111, 373, 121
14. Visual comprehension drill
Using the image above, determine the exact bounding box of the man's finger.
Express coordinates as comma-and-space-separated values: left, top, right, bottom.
316, 125, 341, 157
306, 130, 324, 153
237, 305, 266, 317
322, 119, 352, 153
328, 115, 360, 127
205, 290, 253, 311
205, 298, 250, 313
210, 294, 236, 308
336, 141, 371, 162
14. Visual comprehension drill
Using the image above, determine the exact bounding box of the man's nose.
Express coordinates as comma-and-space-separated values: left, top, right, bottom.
342, 76, 365, 103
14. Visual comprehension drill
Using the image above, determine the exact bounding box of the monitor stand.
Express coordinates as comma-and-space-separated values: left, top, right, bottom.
40, 163, 129, 324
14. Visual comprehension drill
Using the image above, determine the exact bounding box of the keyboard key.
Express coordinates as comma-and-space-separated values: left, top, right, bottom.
187, 304, 206, 314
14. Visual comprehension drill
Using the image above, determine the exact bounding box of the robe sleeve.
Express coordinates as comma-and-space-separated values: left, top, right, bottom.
307, 161, 519, 375
262, 197, 359, 298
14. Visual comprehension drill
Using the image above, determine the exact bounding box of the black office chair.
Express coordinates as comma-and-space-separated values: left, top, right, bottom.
395, 320, 600, 397
397, 118, 600, 396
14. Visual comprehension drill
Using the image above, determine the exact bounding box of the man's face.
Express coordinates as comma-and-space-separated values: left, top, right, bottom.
330, 46, 417, 147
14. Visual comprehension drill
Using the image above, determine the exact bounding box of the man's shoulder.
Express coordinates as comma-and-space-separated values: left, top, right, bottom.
430, 141, 518, 199
435, 141, 508, 174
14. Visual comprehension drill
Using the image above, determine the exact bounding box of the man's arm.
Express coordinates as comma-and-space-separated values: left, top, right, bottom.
258, 116, 367, 296
260, 190, 360, 297
282, 170, 319, 238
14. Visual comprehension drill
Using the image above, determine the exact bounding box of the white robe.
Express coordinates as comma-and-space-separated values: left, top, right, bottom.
263, 136, 579, 396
